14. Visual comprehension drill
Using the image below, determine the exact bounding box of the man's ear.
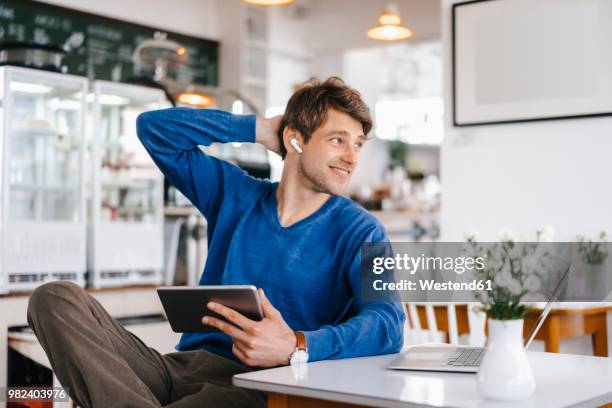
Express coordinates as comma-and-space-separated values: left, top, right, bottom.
282, 126, 304, 155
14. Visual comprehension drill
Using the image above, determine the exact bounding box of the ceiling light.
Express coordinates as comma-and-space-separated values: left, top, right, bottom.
242, 0, 294, 6
367, 4, 413, 42
177, 91, 216, 108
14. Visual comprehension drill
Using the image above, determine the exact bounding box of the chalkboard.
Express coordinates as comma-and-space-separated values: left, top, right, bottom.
0, 0, 219, 86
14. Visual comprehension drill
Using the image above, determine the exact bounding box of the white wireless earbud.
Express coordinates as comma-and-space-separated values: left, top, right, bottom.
290, 138, 303, 154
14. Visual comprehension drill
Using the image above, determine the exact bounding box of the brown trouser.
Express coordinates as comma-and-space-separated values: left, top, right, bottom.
26, 281, 267, 408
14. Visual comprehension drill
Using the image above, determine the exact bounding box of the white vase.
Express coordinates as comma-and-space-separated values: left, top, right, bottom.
584, 263, 606, 300
477, 319, 536, 401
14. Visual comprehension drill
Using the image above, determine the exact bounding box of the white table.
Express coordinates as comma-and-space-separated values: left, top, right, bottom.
234, 352, 612, 408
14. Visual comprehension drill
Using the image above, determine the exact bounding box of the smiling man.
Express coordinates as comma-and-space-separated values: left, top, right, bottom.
27, 77, 404, 408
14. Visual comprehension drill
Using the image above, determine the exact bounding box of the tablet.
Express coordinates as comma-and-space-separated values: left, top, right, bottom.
157, 285, 264, 333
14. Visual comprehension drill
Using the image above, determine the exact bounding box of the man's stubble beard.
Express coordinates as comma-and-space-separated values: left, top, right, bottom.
297, 158, 341, 195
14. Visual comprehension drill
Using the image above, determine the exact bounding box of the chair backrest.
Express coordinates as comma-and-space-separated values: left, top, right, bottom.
401, 303, 486, 350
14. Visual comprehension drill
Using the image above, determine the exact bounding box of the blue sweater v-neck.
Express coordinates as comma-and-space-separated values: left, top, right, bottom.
136, 108, 404, 363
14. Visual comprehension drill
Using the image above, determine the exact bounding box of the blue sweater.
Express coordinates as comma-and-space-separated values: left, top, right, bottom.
136, 108, 404, 363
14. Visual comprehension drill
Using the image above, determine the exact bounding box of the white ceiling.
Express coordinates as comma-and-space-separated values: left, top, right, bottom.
287, 0, 441, 53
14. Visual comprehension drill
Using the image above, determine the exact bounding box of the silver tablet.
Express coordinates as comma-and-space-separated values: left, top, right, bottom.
157, 285, 264, 333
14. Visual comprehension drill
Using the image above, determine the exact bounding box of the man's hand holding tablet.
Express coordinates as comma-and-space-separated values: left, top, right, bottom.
203, 288, 297, 367
157, 285, 297, 367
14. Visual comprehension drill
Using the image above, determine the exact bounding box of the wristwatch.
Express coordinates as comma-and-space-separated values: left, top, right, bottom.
289, 331, 309, 366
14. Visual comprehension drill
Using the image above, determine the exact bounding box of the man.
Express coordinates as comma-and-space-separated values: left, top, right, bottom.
27, 77, 405, 408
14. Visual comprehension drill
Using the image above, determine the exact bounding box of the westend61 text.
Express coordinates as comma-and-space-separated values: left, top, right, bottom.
372, 279, 493, 292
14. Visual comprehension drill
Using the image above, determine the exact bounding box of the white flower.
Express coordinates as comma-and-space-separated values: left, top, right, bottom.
500, 261, 511, 276
507, 278, 523, 295
537, 225, 555, 242
521, 256, 537, 274
524, 275, 542, 293
498, 228, 518, 242
464, 229, 480, 242
493, 245, 505, 262
508, 245, 523, 261
494, 271, 512, 288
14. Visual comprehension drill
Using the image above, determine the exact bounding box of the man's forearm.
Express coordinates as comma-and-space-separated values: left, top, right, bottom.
135, 108, 257, 217
136, 108, 256, 156
303, 302, 406, 362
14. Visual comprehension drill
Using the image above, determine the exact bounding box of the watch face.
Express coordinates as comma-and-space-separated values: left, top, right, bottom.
290, 350, 309, 365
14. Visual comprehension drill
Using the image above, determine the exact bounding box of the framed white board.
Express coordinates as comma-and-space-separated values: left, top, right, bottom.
452, 0, 612, 126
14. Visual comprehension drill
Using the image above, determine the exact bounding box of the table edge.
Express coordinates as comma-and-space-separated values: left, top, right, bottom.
233, 376, 438, 408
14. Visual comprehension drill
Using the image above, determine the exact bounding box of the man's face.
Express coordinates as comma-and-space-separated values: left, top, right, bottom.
296, 109, 366, 195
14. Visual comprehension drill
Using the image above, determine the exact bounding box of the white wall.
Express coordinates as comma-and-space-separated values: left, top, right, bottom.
308, 52, 344, 80
266, 6, 311, 108
343, 47, 390, 193
440, 0, 612, 241
39, 0, 219, 40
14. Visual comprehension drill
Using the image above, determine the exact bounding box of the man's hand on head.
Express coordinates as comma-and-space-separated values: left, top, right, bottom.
255, 116, 282, 156
202, 288, 297, 367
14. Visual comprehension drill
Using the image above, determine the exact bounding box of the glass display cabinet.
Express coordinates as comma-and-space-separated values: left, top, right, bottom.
0, 66, 88, 293
88, 81, 167, 288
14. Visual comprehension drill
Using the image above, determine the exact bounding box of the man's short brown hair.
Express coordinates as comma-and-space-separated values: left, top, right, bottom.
277, 77, 372, 159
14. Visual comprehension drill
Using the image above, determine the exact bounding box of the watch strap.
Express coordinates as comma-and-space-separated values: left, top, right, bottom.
295, 331, 307, 351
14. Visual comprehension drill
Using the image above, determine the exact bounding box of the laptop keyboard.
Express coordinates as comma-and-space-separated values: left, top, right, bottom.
446, 348, 485, 367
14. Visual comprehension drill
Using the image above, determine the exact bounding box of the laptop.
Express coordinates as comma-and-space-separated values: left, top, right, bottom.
388, 263, 572, 373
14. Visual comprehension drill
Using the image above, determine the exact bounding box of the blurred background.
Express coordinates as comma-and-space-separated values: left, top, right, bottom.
1, 0, 611, 402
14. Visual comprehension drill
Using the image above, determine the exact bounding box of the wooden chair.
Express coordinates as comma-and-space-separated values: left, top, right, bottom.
401, 303, 486, 349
